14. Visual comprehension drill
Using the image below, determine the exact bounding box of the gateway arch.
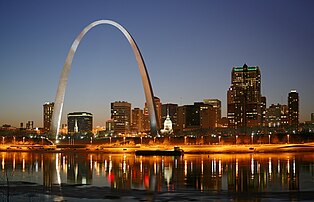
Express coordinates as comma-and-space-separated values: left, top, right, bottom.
51, 20, 159, 141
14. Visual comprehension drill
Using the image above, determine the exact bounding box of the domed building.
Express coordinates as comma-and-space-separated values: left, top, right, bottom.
160, 111, 173, 135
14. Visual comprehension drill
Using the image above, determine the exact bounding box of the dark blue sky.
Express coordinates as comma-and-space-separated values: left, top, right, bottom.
1, 0, 313, 127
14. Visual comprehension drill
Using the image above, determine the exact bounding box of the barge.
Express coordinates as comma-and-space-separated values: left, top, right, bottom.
135, 146, 184, 156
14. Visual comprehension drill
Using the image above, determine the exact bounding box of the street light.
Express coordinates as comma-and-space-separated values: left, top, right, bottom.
287, 134, 290, 144
23, 137, 25, 144
109, 136, 112, 145
251, 134, 254, 144
268, 135, 271, 144
236, 135, 238, 145
140, 136, 143, 144
184, 136, 187, 145
2, 136, 4, 145
218, 136, 221, 144
90, 137, 93, 145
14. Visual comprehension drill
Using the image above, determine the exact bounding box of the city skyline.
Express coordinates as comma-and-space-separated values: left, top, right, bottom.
1, 0, 314, 127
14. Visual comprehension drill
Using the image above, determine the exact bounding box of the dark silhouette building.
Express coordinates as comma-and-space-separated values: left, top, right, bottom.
177, 102, 215, 132
203, 99, 221, 128
261, 96, 267, 127
131, 108, 144, 133
288, 90, 299, 127
143, 97, 162, 132
67, 112, 93, 134
43, 102, 54, 133
227, 64, 262, 130
111, 101, 131, 135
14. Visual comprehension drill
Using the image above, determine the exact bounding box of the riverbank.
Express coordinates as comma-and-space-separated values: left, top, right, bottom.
2, 142, 314, 154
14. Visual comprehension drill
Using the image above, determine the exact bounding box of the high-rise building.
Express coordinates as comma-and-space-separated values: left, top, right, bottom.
26, 121, 34, 130
67, 112, 93, 134
261, 96, 267, 127
177, 105, 199, 132
266, 104, 289, 127
199, 103, 215, 129
105, 119, 114, 133
111, 101, 131, 135
43, 102, 54, 133
131, 108, 144, 133
143, 97, 162, 132
227, 64, 262, 129
203, 99, 221, 128
161, 103, 178, 129
177, 102, 214, 132
288, 90, 299, 126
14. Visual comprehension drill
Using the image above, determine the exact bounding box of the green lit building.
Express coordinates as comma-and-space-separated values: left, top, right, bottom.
227, 64, 262, 130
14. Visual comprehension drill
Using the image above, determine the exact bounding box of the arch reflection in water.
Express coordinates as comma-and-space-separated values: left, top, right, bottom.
0, 152, 313, 193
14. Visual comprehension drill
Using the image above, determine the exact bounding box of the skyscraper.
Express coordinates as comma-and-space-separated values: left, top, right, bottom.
203, 99, 221, 128
176, 102, 214, 133
111, 101, 131, 135
266, 104, 288, 127
260, 96, 267, 127
43, 102, 54, 133
131, 108, 144, 133
67, 112, 93, 134
227, 64, 262, 130
288, 90, 299, 126
143, 97, 162, 132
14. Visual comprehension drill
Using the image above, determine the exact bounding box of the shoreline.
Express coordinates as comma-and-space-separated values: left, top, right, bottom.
2, 142, 314, 154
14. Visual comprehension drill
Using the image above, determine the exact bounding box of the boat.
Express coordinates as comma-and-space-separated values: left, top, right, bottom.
135, 146, 184, 156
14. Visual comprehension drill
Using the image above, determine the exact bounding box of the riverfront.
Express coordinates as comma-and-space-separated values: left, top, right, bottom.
2, 141, 314, 154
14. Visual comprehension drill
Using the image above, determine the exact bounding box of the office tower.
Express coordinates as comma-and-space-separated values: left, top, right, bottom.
131, 108, 144, 133
67, 112, 93, 134
203, 99, 221, 128
161, 103, 178, 129
220, 117, 229, 128
199, 103, 215, 129
260, 96, 267, 126
280, 105, 289, 125
105, 119, 114, 131
143, 97, 162, 132
177, 102, 214, 132
26, 121, 34, 130
111, 101, 131, 135
43, 102, 54, 133
288, 90, 299, 126
227, 64, 262, 129
266, 104, 288, 127
177, 105, 198, 132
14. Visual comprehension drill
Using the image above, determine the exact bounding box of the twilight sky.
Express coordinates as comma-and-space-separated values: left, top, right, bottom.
0, 0, 313, 128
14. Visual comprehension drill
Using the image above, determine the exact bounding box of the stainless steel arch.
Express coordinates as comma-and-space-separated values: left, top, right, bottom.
51, 20, 159, 141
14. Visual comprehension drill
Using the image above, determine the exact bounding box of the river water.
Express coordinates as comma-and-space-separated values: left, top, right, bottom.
1, 152, 314, 201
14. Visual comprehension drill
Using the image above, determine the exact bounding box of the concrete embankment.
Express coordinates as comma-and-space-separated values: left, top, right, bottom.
2, 143, 314, 154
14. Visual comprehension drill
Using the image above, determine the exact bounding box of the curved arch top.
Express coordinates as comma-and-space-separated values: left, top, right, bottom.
50, 20, 159, 140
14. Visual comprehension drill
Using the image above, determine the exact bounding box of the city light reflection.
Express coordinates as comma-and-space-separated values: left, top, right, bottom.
0, 152, 311, 193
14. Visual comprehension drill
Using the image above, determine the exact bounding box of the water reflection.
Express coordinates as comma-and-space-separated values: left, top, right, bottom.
1, 152, 314, 193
